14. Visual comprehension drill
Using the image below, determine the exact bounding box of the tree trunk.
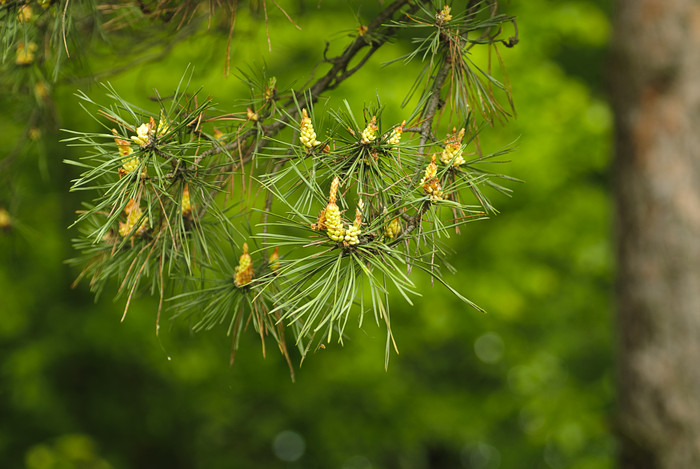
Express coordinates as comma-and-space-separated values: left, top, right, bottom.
611, 1, 700, 468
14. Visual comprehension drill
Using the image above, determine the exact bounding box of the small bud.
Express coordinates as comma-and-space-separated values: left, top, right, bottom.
328, 176, 340, 204
358, 25, 368, 36
420, 154, 443, 200
113, 129, 133, 157
118, 199, 149, 238
113, 129, 145, 177
420, 154, 438, 182
311, 208, 327, 231
131, 122, 152, 146
18, 5, 33, 22
34, 81, 49, 101
386, 120, 406, 146
0, 207, 11, 232
213, 127, 225, 141
247, 107, 258, 122
360, 116, 378, 144
181, 183, 192, 217
269, 246, 280, 272
440, 127, 466, 167
344, 199, 364, 246
325, 177, 345, 242
156, 111, 170, 138
265, 77, 277, 102
299, 109, 321, 149
354, 199, 364, 228
344, 224, 361, 245
384, 217, 401, 239
326, 204, 345, 242
436, 5, 452, 25
16, 42, 37, 65
234, 243, 254, 288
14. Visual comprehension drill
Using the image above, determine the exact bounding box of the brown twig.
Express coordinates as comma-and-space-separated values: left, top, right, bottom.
197, 0, 416, 168
418, 58, 453, 157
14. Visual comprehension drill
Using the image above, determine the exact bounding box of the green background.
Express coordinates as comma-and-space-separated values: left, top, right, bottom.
0, 1, 614, 467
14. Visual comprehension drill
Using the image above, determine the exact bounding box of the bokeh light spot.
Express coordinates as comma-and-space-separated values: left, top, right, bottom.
474, 332, 505, 364
272, 430, 305, 462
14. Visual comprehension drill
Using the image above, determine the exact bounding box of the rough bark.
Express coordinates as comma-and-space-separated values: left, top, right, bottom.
610, 1, 700, 468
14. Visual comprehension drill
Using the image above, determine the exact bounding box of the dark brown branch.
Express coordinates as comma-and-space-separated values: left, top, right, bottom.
499, 18, 519, 48
418, 58, 452, 157
195, 0, 418, 167
307, 0, 413, 102
191, 0, 424, 223
400, 200, 430, 235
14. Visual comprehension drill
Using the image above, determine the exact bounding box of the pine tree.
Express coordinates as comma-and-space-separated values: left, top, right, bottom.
1, 0, 518, 376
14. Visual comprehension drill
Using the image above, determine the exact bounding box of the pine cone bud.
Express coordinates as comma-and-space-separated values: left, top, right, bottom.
265, 77, 277, 102
299, 109, 321, 149
436, 5, 452, 25
324, 177, 346, 242
386, 120, 406, 146
360, 116, 378, 144
118, 199, 148, 238
311, 209, 327, 231
269, 246, 280, 272
16, 42, 37, 65
325, 203, 345, 242
420, 154, 443, 200
156, 111, 170, 138
344, 224, 361, 245
131, 121, 153, 147
181, 183, 192, 217
18, 5, 33, 22
234, 243, 254, 288
440, 127, 466, 167
354, 199, 364, 228
0, 207, 11, 232
384, 217, 401, 239
328, 176, 340, 204
247, 107, 259, 122
114, 130, 146, 178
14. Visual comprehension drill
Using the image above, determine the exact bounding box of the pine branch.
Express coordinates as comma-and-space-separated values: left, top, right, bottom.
62, 0, 519, 370
195, 0, 418, 165
418, 58, 453, 156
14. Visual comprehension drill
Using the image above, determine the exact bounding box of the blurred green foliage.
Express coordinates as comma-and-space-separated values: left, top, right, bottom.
0, 1, 614, 468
